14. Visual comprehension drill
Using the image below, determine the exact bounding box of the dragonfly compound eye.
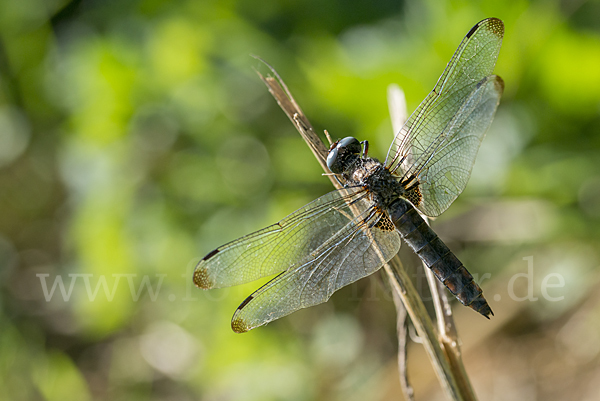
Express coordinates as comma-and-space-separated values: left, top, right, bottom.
338, 137, 361, 154
327, 137, 361, 174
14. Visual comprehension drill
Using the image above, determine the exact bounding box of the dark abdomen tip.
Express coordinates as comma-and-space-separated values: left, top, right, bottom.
468, 296, 494, 318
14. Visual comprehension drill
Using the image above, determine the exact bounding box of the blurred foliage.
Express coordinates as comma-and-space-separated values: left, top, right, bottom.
1, 0, 600, 400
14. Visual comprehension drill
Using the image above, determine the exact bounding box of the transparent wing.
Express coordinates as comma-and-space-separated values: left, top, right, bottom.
231, 210, 401, 332
193, 187, 369, 289
384, 18, 504, 217
410, 75, 503, 216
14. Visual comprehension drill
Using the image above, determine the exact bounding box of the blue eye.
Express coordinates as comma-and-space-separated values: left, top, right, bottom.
338, 137, 361, 154
326, 147, 340, 173
326, 137, 361, 174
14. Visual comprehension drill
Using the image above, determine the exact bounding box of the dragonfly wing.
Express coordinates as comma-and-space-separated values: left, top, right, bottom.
231, 210, 400, 333
194, 187, 369, 289
384, 18, 504, 216
414, 75, 503, 216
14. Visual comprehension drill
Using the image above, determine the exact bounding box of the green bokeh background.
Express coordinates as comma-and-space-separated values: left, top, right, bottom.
1, 0, 600, 400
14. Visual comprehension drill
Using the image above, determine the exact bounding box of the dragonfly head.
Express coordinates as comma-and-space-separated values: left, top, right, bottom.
327, 136, 362, 174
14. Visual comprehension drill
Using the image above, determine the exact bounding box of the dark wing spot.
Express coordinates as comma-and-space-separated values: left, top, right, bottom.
406, 186, 422, 208
237, 295, 254, 310
374, 215, 395, 232
466, 23, 479, 38
203, 248, 219, 261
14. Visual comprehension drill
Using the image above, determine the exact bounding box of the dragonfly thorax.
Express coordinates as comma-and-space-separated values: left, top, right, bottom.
328, 137, 413, 210
350, 157, 407, 209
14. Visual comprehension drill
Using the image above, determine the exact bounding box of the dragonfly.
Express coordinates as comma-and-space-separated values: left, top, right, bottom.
194, 18, 504, 333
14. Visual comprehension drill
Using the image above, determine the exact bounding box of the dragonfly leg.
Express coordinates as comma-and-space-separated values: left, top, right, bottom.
361, 140, 369, 157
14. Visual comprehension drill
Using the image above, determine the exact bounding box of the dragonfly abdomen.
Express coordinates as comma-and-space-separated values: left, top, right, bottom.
389, 198, 493, 318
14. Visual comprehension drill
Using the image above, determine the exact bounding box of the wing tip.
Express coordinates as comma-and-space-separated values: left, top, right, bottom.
486, 17, 504, 38
193, 248, 222, 289
193, 264, 214, 289
469, 18, 504, 40
231, 316, 251, 333
493, 75, 505, 94
230, 295, 255, 333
